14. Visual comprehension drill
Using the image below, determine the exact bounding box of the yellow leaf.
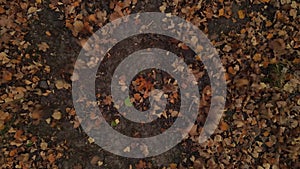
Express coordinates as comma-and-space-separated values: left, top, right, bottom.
40, 141, 48, 150
170, 163, 177, 169
27, 7, 37, 14
238, 10, 245, 19
52, 110, 62, 120
253, 53, 262, 62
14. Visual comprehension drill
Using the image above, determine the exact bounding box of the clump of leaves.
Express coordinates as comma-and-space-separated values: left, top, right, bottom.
261, 63, 287, 88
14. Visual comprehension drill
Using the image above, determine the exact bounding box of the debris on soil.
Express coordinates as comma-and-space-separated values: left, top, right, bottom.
0, 0, 299, 168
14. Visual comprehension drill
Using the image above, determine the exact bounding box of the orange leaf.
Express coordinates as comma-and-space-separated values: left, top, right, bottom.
9, 149, 18, 157
228, 66, 236, 75
0, 6, 5, 14
88, 14, 97, 22
72, 1, 80, 7
170, 163, 177, 169
220, 121, 229, 131
2, 70, 12, 82
238, 10, 245, 19
218, 8, 225, 16
253, 53, 262, 62
133, 93, 141, 101
48, 153, 56, 164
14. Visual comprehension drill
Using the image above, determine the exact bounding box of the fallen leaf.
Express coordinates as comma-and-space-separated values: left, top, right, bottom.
219, 8, 225, 16
0, 6, 5, 14
253, 53, 262, 62
27, 7, 37, 14
90, 156, 100, 165
48, 153, 55, 164
88, 137, 95, 144
269, 39, 285, 52
1, 70, 12, 82
52, 110, 62, 120
220, 121, 229, 131
103, 95, 112, 105
235, 78, 249, 87
73, 20, 84, 36
238, 10, 245, 19
38, 42, 49, 52
170, 163, 177, 169
45, 31, 51, 36
40, 141, 48, 150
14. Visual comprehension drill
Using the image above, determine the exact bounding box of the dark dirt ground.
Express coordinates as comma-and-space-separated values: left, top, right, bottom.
1, 0, 299, 169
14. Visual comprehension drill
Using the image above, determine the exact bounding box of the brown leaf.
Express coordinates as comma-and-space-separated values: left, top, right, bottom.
218, 8, 225, 16
228, 66, 236, 75
170, 163, 177, 169
9, 149, 18, 157
48, 153, 56, 164
235, 78, 249, 87
0, 6, 5, 14
103, 96, 112, 105
189, 125, 198, 136
1, 70, 12, 82
90, 156, 100, 165
238, 10, 245, 19
38, 42, 49, 52
73, 20, 84, 36
253, 53, 262, 62
220, 121, 229, 131
269, 39, 285, 51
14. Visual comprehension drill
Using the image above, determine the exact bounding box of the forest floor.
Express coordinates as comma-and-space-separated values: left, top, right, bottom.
0, 0, 299, 168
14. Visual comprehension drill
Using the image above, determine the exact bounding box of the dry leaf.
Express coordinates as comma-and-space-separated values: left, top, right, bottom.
73, 20, 84, 36
238, 10, 245, 19
189, 125, 198, 136
0, 6, 5, 14
0, 121, 5, 130
1, 70, 12, 82
40, 141, 48, 150
90, 156, 100, 165
235, 78, 249, 87
228, 66, 236, 75
55, 79, 70, 89
220, 121, 229, 131
269, 39, 285, 51
170, 163, 177, 169
45, 31, 51, 36
218, 8, 225, 16
253, 53, 262, 62
52, 110, 62, 120
38, 42, 49, 52
48, 153, 55, 164
27, 7, 37, 14
88, 137, 95, 144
